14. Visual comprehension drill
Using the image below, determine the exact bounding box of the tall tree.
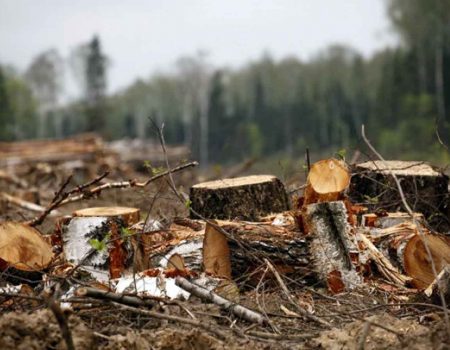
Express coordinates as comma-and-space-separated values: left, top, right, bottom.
25, 49, 63, 138
0, 66, 12, 140
71, 35, 108, 134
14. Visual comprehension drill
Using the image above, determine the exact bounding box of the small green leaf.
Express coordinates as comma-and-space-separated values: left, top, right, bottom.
121, 227, 133, 237
89, 238, 107, 251
185, 199, 192, 209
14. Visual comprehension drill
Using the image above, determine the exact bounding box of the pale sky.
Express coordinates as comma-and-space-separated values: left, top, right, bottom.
0, 0, 394, 98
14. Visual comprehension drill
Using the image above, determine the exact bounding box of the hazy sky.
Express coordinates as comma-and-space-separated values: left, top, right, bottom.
0, 0, 394, 97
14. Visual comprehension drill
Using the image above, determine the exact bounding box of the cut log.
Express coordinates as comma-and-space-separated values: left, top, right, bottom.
403, 234, 450, 289
190, 175, 290, 220
0, 222, 54, 283
304, 159, 350, 205
63, 207, 140, 281
0, 192, 60, 216
362, 222, 450, 289
302, 201, 361, 293
0, 133, 103, 167
218, 220, 312, 282
349, 161, 449, 230
202, 222, 232, 279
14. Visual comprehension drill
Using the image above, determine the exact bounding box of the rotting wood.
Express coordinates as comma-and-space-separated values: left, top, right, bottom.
190, 175, 290, 220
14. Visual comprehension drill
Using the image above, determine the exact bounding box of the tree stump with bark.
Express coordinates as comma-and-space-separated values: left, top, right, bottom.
63, 206, 140, 280
349, 161, 449, 230
304, 159, 350, 205
302, 201, 361, 293
190, 175, 290, 220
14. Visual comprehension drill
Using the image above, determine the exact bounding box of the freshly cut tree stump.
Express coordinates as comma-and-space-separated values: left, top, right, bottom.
304, 159, 350, 205
73, 207, 140, 226
0, 222, 53, 283
302, 201, 361, 293
349, 161, 449, 230
190, 175, 290, 220
63, 207, 140, 280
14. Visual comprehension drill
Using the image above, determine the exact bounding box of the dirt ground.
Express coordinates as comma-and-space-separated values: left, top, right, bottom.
0, 306, 449, 350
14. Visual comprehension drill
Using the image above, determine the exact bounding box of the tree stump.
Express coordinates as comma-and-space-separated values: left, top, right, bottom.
302, 201, 361, 293
190, 175, 290, 220
63, 206, 140, 280
349, 161, 449, 230
73, 207, 140, 226
304, 159, 350, 205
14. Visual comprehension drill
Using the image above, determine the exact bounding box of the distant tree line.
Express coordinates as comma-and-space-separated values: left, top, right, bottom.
0, 0, 449, 165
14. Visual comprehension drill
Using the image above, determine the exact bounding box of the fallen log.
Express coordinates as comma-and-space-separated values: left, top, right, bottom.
0, 133, 103, 167
217, 220, 312, 281
175, 276, 266, 325
190, 175, 290, 220
76, 286, 156, 308
349, 160, 449, 230
0, 192, 60, 216
0, 222, 54, 283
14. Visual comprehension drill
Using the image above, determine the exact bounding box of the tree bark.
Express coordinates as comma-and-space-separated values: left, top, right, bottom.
190, 175, 290, 220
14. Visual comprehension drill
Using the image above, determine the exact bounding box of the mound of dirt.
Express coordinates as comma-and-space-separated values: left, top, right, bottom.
0, 309, 95, 350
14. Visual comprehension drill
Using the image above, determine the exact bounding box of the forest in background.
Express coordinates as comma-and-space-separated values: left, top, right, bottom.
1, 0, 450, 167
